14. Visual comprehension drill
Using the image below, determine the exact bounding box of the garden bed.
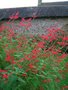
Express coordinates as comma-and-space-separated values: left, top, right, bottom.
0, 16, 68, 90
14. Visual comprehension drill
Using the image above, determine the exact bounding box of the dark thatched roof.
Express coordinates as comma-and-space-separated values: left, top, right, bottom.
0, 5, 68, 20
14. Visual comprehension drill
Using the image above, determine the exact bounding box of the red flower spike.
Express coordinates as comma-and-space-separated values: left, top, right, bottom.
0, 36, 2, 39
0, 69, 7, 72
31, 55, 37, 59
62, 86, 68, 90
32, 48, 40, 55
43, 79, 51, 83
22, 73, 27, 77
9, 12, 19, 20
56, 49, 62, 53
41, 35, 49, 40
55, 78, 60, 82
59, 53, 67, 59
26, 69, 30, 72
56, 59, 62, 63
35, 60, 39, 63
58, 70, 63, 74
25, 55, 31, 61
41, 65, 46, 70
63, 36, 68, 41
51, 50, 58, 55
49, 34, 57, 42
57, 41, 68, 46
28, 64, 34, 69
22, 18, 32, 22
65, 62, 68, 68
39, 86, 44, 90
5, 54, 11, 62
0, 25, 6, 32
37, 41, 45, 48
2, 74, 8, 79
19, 18, 32, 30
11, 60, 16, 64
32, 69, 38, 74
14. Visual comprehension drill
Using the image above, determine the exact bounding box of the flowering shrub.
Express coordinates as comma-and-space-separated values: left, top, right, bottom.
0, 13, 68, 90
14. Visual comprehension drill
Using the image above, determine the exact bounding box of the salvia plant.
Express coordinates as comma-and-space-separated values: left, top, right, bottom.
0, 12, 68, 90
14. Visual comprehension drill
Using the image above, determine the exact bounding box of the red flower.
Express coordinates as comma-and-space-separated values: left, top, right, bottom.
41, 35, 49, 40
11, 60, 16, 64
0, 69, 7, 72
55, 78, 60, 82
19, 18, 32, 30
51, 50, 58, 55
50, 35, 57, 42
28, 63, 34, 69
22, 18, 32, 22
59, 53, 67, 59
32, 48, 40, 55
57, 41, 68, 46
63, 36, 68, 41
56, 49, 62, 53
2, 74, 8, 79
41, 65, 46, 70
31, 55, 37, 59
56, 59, 62, 63
26, 69, 30, 72
43, 79, 51, 83
35, 60, 39, 63
25, 55, 31, 61
32, 69, 38, 74
58, 70, 63, 74
5, 54, 11, 62
22, 73, 27, 77
0, 36, 2, 39
0, 25, 5, 32
65, 62, 68, 68
37, 41, 45, 48
9, 12, 19, 20
62, 86, 68, 90
39, 86, 44, 90
9, 30, 15, 36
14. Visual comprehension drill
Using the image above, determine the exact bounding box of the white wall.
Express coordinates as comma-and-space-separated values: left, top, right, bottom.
0, 0, 67, 9
0, 0, 38, 9
42, 0, 68, 3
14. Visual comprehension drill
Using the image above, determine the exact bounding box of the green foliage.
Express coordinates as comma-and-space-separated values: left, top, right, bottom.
0, 22, 68, 90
